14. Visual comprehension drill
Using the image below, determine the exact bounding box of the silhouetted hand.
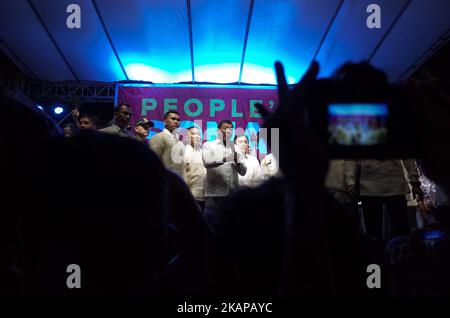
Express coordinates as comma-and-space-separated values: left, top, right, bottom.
71, 108, 80, 118
255, 61, 328, 190
256, 61, 335, 297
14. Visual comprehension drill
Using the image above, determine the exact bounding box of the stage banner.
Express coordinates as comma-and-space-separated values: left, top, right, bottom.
117, 84, 278, 155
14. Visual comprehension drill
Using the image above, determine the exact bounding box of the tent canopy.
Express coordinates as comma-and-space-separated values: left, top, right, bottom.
1, 0, 449, 84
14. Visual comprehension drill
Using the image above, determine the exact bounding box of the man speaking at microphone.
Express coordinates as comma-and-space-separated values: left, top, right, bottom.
202, 120, 246, 229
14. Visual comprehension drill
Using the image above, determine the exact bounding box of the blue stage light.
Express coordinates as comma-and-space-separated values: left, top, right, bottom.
54, 106, 64, 115
36, 105, 44, 111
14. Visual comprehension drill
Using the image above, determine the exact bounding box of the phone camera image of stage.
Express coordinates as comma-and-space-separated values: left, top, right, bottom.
328, 103, 388, 146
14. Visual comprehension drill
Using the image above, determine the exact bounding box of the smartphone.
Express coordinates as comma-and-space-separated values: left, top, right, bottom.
306, 79, 419, 159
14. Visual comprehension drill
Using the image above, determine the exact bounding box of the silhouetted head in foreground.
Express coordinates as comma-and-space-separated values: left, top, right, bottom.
21, 132, 169, 297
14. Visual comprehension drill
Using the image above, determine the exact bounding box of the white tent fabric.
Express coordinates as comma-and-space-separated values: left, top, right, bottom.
0, 0, 449, 84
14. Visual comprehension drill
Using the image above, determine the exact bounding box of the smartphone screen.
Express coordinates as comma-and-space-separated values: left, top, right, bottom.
421, 229, 446, 240
328, 103, 388, 146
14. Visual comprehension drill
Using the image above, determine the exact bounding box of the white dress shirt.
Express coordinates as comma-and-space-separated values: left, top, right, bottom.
239, 154, 263, 188
184, 144, 207, 201
260, 153, 280, 178
202, 139, 246, 197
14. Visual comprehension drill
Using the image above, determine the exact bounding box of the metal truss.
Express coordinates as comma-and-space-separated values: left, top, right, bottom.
24, 80, 116, 103
0, 73, 25, 92
398, 29, 450, 82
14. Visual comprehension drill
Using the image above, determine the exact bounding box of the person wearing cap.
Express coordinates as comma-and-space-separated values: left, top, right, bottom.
149, 111, 186, 178
134, 117, 154, 144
